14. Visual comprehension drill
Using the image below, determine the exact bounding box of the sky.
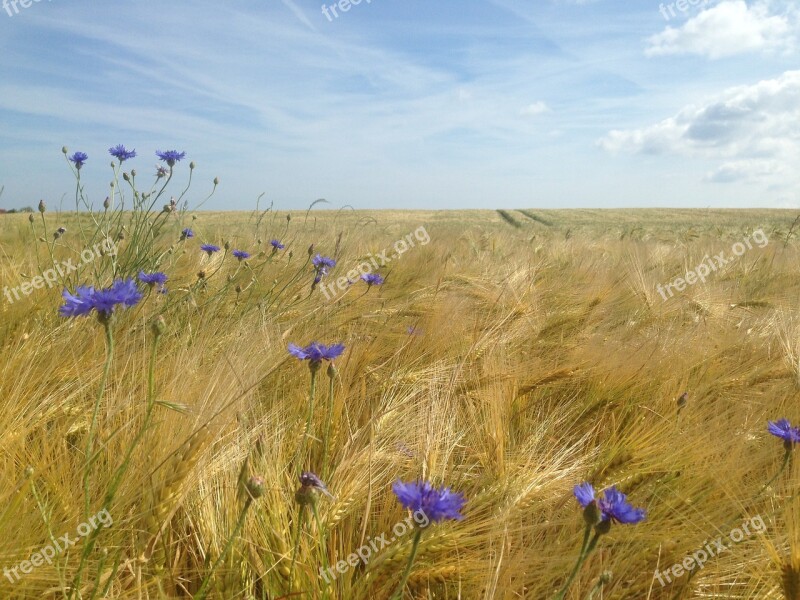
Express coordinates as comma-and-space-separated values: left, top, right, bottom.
0, 0, 798, 211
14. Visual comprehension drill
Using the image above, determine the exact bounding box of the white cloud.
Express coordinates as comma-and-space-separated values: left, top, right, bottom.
646, 1, 794, 59
598, 70, 800, 189
520, 101, 550, 116
705, 158, 784, 182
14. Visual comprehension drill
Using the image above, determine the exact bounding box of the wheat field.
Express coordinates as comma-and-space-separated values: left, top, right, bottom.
1, 204, 800, 599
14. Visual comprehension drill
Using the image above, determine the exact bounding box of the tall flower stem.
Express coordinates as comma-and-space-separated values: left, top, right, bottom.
391, 528, 424, 600
83, 319, 114, 520
757, 447, 792, 497
71, 320, 114, 600
312, 502, 331, 599
296, 366, 318, 470
677, 446, 793, 597
322, 366, 336, 478
288, 506, 307, 593
193, 496, 254, 600
38, 209, 63, 287
72, 320, 164, 599
106, 322, 162, 499
554, 530, 601, 600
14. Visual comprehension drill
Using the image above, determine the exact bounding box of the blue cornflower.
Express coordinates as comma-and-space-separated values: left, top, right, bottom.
156, 150, 186, 167
392, 480, 466, 524
201, 244, 220, 255
180, 228, 194, 240
270, 239, 285, 250
768, 419, 800, 446
312, 254, 336, 285
300, 471, 334, 498
312, 254, 336, 273
361, 273, 384, 286
138, 271, 168, 290
573, 483, 646, 525
232, 249, 250, 261
296, 471, 334, 505
69, 152, 88, 170
58, 285, 96, 318
573, 483, 595, 508
59, 279, 143, 319
288, 342, 344, 364
109, 145, 136, 162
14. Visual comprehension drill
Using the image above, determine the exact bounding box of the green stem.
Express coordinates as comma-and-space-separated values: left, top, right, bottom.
322, 371, 335, 479
390, 528, 424, 600
193, 497, 254, 600
678, 447, 793, 595
288, 506, 306, 593
105, 329, 161, 496
71, 326, 161, 600
312, 503, 331, 599
584, 575, 608, 600
31, 479, 67, 592
554, 531, 601, 600
83, 320, 114, 521
295, 367, 318, 470
757, 447, 791, 497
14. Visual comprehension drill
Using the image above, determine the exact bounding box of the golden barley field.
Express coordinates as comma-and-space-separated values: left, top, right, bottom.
1, 206, 800, 599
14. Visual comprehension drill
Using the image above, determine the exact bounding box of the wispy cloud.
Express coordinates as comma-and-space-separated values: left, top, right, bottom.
280, 0, 317, 32
0, 0, 796, 208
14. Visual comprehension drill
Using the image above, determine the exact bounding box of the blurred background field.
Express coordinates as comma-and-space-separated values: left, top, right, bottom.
1, 207, 800, 599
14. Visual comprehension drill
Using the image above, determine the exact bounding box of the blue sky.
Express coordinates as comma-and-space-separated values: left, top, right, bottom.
0, 0, 798, 210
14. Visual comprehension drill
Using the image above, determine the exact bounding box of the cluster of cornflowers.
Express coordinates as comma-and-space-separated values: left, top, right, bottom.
174, 226, 289, 270
310, 252, 387, 298
55, 269, 798, 598
286, 341, 466, 598
553, 416, 799, 597
65, 144, 190, 179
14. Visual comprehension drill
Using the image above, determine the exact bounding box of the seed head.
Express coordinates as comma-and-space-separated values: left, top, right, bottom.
151, 315, 167, 337
246, 476, 266, 499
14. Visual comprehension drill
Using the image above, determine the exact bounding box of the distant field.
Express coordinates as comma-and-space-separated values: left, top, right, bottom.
1, 207, 799, 599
